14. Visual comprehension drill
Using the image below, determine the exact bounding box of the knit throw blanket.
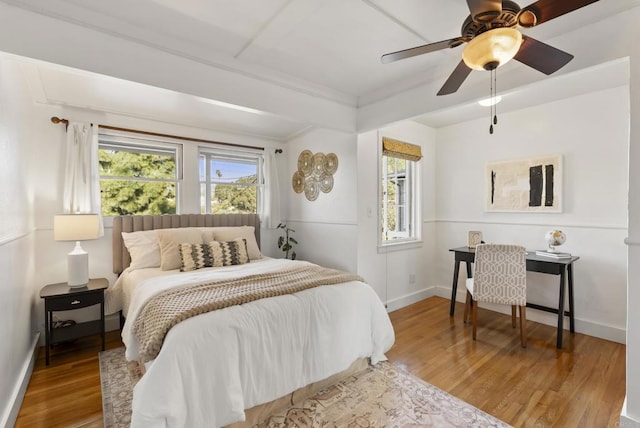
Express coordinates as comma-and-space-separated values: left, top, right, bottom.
132, 264, 363, 362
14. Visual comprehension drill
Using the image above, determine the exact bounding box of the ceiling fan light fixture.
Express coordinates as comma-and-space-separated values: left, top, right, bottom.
462, 28, 523, 71
478, 95, 502, 107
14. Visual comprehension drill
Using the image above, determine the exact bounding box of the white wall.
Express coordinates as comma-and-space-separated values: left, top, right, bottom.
281, 128, 358, 272
435, 85, 629, 342
624, 8, 640, 425
357, 121, 437, 309
0, 56, 37, 428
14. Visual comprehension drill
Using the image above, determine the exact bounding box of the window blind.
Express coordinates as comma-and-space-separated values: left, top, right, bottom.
382, 137, 423, 161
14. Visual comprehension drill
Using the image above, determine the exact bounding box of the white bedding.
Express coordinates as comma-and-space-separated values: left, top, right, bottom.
108, 258, 395, 427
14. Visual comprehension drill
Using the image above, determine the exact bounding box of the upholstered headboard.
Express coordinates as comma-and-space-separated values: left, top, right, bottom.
112, 214, 261, 274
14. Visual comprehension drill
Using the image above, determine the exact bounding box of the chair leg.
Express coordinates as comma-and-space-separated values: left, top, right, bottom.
464, 291, 472, 323
511, 305, 516, 328
472, 299, 478, 340
519, 305, 527, 348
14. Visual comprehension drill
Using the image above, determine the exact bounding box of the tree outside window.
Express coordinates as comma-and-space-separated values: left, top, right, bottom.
99, 142, 179, 216
382, 155, 410, 241
200, 150, 261, 214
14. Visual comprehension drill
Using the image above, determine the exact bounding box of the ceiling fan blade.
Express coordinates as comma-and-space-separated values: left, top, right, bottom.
466, 0, 502, 22
437, 60, 473, 96
381, 37, 466, 64
514, 36, 573, 75
520, 0, 599, 26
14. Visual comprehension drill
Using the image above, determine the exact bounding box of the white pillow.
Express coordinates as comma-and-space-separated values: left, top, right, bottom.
121, 230, 161, 270
157, 228, 205, 271
211, 226, 262, 260
199, 227, 216, 243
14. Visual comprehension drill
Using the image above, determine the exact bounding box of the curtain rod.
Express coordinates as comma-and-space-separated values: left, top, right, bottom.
50, 116, 283, 153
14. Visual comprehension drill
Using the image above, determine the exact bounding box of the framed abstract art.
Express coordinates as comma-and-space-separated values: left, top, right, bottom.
485, 154, 562, 213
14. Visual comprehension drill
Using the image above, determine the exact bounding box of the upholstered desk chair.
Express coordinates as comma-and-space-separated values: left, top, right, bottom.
463, 244, 528, 347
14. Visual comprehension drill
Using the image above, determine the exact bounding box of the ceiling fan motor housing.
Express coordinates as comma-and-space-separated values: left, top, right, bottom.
461, 0, 521, 39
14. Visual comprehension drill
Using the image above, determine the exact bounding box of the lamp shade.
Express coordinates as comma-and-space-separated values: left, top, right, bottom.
462, 28, 523, 71
54, 214, 100, 241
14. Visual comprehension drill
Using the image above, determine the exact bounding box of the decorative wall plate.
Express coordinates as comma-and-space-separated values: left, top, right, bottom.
324, 153, 338, 174
304, 178, 320, 201
297, 150, 313, 177
319, 174, 334, 193
292, 170, 304, 193
311, 152, 325, 177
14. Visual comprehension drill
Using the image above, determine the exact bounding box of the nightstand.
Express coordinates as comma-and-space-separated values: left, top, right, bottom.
40, 278, 109, 365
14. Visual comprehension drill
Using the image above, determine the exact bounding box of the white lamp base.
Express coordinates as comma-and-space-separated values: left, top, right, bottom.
68, 241, 89, 287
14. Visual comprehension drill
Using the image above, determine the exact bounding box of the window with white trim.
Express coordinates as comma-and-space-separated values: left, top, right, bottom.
379, 137, 421, 246
98, 136, 181, 216
199, 147, 263, 214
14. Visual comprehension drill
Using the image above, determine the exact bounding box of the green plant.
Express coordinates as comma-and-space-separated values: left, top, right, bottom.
276, 223, 298, 260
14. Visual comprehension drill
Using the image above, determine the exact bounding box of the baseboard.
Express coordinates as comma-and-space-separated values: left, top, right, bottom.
386, 287, 437, 312
1, 332, 40, 428
434, 285, 626, 344
621, 397, 640, 427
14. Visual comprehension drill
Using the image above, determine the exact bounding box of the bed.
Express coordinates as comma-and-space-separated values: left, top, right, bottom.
106, 214, 395, 427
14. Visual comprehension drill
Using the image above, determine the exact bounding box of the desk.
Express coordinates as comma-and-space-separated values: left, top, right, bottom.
449, 247, 579, 349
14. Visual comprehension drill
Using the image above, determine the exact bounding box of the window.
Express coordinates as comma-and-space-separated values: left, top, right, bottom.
380, 137, 421, 246
98, 136, 181, 216
199, 147, 263, 214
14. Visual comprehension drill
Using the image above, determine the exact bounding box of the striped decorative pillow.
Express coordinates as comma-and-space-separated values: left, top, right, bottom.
179, 238, 249, 272
209, 238, 250, 267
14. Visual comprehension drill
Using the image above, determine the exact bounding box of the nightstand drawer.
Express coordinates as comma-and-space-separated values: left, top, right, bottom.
46, 291, 103, 311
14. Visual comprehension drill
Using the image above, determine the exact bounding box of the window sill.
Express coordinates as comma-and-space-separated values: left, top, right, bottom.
377, 239, 423, 253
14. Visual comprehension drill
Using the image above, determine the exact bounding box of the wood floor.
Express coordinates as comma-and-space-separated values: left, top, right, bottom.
15, 296, 625, 427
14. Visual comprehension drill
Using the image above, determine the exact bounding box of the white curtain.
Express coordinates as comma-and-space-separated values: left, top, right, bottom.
63, 122, 104, 235
260, 148, 281, 229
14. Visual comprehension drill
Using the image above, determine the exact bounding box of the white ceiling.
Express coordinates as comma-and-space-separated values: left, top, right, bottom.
5, 0, 640, 140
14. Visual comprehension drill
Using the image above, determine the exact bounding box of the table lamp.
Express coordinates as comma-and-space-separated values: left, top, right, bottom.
54, 214, 100, 287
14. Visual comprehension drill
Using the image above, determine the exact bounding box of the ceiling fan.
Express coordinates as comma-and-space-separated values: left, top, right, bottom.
381, 0, 600, 96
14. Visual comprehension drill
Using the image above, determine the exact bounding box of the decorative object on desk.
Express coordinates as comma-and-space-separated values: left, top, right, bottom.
535, 250, 572, 259
54, 213, 101, 287
292, 150, 339, 201
276, 223, 298, 260
467, 231, 483, 249
485, 154, 562, 213
545, 229, 566, 251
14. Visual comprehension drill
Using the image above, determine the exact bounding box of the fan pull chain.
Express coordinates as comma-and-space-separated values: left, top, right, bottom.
489, 69, 494, 134
489, 69, 498, 135
493, 68, 498, 126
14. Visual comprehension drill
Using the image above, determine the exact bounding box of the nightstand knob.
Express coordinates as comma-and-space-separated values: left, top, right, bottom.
71, 300, 81, 305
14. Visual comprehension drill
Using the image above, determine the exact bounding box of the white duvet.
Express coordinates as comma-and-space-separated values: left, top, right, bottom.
110, 258, 395, 428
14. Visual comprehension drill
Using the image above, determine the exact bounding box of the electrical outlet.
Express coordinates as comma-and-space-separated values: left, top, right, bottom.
409, 274, 416, 284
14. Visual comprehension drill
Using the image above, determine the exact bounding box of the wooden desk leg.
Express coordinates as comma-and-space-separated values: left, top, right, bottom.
556, 269, 567, 348
465, 261, 472, 280
45, 308, 51, 366
100, 300, 105, 352
568, 264, 575, 333
450, 261, 461, 316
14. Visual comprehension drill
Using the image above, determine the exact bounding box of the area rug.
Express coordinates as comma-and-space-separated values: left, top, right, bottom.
99, 347, 510, 427
99, 347, 143, 428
